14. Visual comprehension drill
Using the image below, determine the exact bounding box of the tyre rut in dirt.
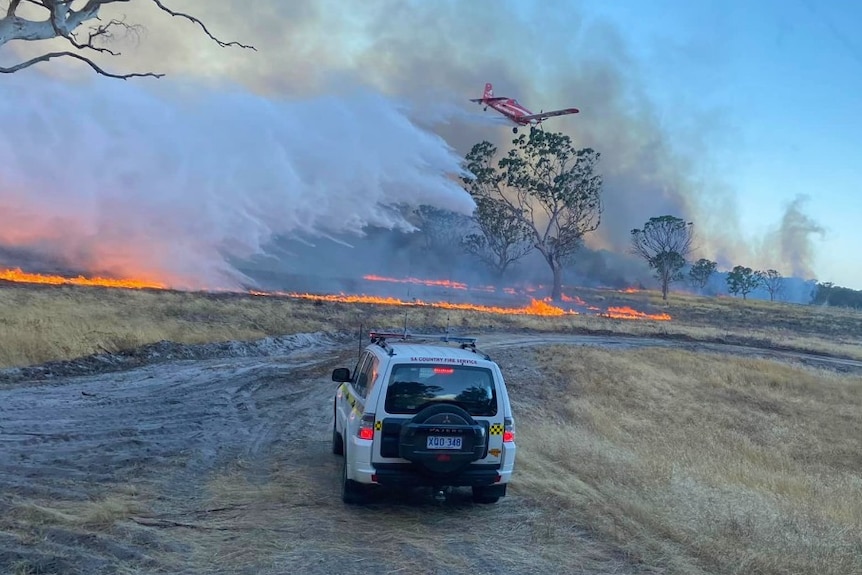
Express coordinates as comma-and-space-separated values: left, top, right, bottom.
398, 403, 487, 475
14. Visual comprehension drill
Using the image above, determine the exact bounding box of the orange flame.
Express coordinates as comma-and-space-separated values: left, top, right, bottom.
362, 274, 469, 290
251, 290, 577, 317
0, 267, 671, 321
604, 306, 671, 321
560, 293, 587, 306
0, 268, 167, 290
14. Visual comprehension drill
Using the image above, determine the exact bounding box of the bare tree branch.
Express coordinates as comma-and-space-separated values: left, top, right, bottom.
151, 0, 255, 50
7, 0, 23, 18
0, 0, 253, 78
0, 49, 163, 78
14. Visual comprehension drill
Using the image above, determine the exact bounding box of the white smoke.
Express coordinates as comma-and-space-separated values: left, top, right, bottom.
0, 72, 474, 289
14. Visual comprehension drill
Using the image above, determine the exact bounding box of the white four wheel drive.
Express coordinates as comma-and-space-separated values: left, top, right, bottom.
330, 330, 517, 504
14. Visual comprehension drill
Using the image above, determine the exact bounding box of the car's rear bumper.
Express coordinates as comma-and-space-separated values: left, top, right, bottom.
349, 436, 516, 487
367, 463, 505, 487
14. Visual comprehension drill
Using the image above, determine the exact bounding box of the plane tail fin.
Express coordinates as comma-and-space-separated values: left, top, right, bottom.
483, 82, 493, 99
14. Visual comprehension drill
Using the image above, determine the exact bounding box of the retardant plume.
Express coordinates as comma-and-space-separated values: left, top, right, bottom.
110, 0, 736, 264
0, 72, 473, 289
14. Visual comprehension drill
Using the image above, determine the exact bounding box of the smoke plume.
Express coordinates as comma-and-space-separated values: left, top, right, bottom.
758, 195, 825, 279
0, 72, 473, 289
1, 0, 825, 289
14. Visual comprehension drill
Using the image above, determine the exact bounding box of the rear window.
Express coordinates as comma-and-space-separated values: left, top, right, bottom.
384, 364, 497, 416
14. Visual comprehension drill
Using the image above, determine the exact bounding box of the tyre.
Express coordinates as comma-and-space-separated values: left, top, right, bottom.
472, 484, 506, 504
398, 403, 487, 475
341, 448, 366, 504
331, 399, 343, 455
331, 424, 343, 456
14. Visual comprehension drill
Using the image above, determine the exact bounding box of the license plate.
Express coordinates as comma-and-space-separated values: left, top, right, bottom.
426, 435, 462, 449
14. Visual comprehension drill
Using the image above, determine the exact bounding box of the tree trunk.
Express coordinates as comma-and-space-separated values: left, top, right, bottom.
661, 280, 669, 300
493, 266, 506, 290
551, 263, 563, 302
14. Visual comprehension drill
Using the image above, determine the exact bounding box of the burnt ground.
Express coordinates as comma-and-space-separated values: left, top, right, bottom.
2, 332, 861, 575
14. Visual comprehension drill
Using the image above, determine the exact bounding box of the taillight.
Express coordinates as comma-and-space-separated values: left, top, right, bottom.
503, 417, 515, 443
357, 413, 375, 440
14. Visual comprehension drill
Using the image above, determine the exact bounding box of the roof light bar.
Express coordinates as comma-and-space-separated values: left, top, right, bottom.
368, 330, 477, 345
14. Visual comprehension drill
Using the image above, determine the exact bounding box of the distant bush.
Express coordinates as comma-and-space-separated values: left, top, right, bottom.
811, 282, 862, 309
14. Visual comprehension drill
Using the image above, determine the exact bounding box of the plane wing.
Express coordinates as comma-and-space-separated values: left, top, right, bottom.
521, 107, 580, 121
469, 97, 509, 103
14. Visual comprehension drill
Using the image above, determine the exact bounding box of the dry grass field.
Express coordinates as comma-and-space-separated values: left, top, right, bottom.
2, 280, 862, 574
2, 281, 862, 370
513, 345, 862, 575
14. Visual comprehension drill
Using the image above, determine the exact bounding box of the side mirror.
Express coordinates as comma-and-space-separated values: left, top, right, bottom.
332, 367, 351, 382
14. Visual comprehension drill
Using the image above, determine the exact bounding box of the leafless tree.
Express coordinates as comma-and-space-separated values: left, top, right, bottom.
0, 0, 254, 79
412, 205, 474, 258
461, 195, 533, 284
762, 269, 785, 301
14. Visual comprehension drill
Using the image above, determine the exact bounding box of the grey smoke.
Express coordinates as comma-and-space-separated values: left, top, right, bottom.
1, 0, 825, 289
764, 195, 826, 279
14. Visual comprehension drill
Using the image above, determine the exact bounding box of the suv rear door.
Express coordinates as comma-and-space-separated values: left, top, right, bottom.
372, 361, 506, 467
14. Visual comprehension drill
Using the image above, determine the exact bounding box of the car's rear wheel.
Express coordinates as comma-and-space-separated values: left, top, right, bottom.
472, 484, 506, 504
341, 448, 366, 505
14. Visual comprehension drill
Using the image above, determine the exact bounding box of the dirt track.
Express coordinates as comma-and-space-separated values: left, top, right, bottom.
2, 332, 860, 575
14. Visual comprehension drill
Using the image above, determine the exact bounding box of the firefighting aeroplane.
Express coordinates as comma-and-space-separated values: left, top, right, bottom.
469, 82, 580, 133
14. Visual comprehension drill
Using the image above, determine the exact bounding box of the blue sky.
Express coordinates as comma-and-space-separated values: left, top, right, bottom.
558, 0, 862, 288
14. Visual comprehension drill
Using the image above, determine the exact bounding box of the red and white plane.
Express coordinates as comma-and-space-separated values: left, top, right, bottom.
469, 82, 580, 133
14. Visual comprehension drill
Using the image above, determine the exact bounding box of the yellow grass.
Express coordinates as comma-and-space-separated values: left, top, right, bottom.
5, 487, 146, 531
513, 345, 862, 575
2, 281, 862, 369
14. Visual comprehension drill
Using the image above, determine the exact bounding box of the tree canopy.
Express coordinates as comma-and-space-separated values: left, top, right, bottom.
462, 130, 603, 301
726, 265, 763, 299
811, 282, 862, 309
688, 258, 717, 291
461, 195, 533, 282
630, 215, 694, 300
0, 0, 253, 78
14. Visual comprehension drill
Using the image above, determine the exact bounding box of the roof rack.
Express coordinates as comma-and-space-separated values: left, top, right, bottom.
369, 330, 476, 344
368, 330, 490, 360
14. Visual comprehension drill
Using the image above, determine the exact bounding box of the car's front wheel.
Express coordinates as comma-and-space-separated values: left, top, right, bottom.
331, 398, 344, 455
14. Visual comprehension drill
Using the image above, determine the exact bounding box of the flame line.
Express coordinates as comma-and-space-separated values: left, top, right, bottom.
0, 268, 671, 321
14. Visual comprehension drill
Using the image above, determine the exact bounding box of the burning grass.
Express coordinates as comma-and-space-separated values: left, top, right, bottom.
512, 345, 862, 575
2, 275, 862, 369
